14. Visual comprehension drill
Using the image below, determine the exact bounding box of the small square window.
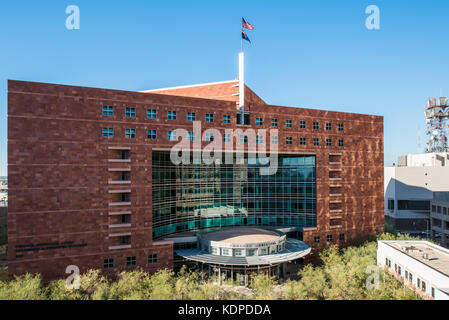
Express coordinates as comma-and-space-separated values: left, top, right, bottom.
187, 112, 196, 121
286, 120, 292, 128
103, 258, 114, 269
120, 235, 130, 245
271, 118, 278, 127
102, 128, 113, 138
120, 215, 130, 224
167, 111, 177, 120
223, 115, 231, 124
338, 123, 344, 131
313, 138, 320, 146
126, 256, 136, 267
339, 233, 345, 241
299, 120, 306, 129
271, 136, 278, 144
313, 122, 319, 130
256, 118, 264, 126
148, 254, 158, 264
125, 128, 136, 139
205, 114, 214, 123
286, 137, 292, 145
338, 139, 344, 147
314, 236, 320, 244
326, 138, 332, 147
125, 107, 136, 118
168, 131, 177, 141
147, 129, 157, 140
147, 109, 157, 119
326, 122, 332, 131
205, 133, 214, 142
102, 106, 113, 116
327, 234, 333, 243
299, 137, 307, 145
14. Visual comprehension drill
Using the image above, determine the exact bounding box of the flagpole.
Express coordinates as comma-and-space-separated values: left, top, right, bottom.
240, 18, 244, 125
241, 24, 243, 53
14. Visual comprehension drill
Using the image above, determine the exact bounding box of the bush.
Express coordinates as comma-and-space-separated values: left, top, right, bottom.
0, 273, 46, 300
249, 273, 278, 300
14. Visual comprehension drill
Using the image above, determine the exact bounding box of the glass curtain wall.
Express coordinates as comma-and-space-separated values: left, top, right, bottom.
152, 151, 316, 239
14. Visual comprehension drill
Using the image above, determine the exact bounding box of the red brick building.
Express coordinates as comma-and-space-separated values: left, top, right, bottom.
7, 79, 384, 280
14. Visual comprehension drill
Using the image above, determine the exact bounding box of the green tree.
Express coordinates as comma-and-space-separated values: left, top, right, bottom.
147, 269, 175, 300
249, 273, 279, 300
0, 273, 46, 300
286, 264, 327, 300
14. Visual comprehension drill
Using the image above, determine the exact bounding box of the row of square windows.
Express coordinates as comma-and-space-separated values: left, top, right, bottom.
432, 205, 448, 215
314, 233, 345, 243
102, 106, 344, 130
103, 254, 158, 269
385, 258, 436, 298
102, 128, 344, 146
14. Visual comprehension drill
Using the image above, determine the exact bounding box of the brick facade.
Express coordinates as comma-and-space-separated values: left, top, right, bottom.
7, 80, 384, 280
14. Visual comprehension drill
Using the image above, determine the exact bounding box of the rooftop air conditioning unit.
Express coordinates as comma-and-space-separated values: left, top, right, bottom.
423, 253, 429, 260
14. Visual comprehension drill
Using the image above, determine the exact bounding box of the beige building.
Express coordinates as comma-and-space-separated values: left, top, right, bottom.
385, 153, 449, 235
430, 192, 449, 248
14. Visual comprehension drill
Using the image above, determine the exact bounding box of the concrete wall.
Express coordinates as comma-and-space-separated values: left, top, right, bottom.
384, 166, 449, 230
406, 153, 449, 167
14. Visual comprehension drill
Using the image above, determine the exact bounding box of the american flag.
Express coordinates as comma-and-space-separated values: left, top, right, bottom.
242, 18, 254, 30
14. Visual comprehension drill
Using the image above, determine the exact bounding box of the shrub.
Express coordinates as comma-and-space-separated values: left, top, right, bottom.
0, 273, 46, 300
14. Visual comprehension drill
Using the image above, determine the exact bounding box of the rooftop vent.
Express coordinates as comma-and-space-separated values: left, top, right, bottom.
423, 253, 430, 260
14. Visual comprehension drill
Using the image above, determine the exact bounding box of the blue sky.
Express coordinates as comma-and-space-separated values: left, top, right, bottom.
1, 0, 449, 176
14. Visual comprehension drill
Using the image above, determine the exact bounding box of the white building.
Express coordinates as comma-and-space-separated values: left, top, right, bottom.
430, 192, 449, 248
0, 177, 7, 206
377, 240, 449, 300
385, 153, 449, 235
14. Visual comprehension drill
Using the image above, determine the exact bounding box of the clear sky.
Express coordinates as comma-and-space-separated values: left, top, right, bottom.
1, 0, 449, 176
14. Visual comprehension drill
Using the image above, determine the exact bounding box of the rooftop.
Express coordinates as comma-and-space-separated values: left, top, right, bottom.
176, 238, 310, 266
201, 227, 280, 244
381, 240, 449, 277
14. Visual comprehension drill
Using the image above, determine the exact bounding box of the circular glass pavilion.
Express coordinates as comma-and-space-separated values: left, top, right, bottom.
175, 227, 311, 285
